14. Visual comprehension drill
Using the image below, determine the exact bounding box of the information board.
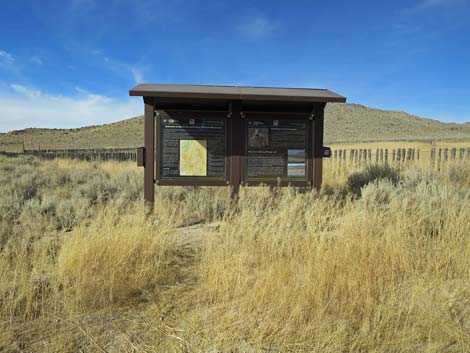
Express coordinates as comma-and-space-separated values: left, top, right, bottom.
160, 117, 226, 179
245, 119, 307, 180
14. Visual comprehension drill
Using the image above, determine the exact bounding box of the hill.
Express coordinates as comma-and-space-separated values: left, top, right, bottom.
325, 103, 470, 143
1, 103, 470, 151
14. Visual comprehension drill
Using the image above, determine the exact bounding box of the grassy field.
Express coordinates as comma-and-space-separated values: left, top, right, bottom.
1, 103, 470, 152
1, 156, 470, 352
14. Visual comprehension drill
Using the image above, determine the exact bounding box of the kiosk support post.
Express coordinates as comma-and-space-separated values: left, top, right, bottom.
229, 100, 242, 198
313, 103, 325, 190
144, 99, 155, 209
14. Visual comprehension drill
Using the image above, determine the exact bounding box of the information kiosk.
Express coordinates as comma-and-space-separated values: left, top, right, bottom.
129, 84, 346, 206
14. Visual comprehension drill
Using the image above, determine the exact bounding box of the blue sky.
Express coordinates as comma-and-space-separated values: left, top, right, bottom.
0, 0, 469, 132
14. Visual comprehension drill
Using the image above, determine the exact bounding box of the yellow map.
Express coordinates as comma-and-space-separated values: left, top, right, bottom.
179, 140, 207, 176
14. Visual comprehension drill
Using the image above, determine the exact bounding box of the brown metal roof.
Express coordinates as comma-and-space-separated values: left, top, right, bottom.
129, 84, 346, 103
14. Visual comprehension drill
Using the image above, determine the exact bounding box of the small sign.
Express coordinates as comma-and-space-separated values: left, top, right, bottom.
160, 116, 226, 179
245, 119, 307, 179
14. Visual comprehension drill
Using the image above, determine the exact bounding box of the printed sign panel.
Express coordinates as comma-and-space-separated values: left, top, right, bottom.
160, 117, 225, 179
245, 119, 307, 180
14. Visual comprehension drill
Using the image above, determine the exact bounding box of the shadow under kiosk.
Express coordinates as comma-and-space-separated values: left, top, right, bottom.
129, 84, 346, 207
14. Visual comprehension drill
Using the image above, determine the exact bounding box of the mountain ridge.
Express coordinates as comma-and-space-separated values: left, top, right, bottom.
1, 103, 469, 151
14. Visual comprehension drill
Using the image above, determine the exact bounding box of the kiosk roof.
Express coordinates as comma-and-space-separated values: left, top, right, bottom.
130, 84, 346, 103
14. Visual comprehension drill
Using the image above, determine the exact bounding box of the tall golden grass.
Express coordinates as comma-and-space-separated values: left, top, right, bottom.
1, 155, 470, 352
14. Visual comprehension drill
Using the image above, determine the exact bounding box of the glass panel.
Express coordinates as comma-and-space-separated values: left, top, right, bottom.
245, 119, 307, 180
160, 116, 225, 179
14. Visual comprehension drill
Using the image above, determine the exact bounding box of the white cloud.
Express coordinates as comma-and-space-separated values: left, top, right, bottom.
0, 50, 15, 63
10, 84, 42, 98
131, 67, 144, 84
236, 15, 277, 38
0, 84, 142, 132
89, 49, 145, 84
405, 0, 469, 14
29, 56, 43, 65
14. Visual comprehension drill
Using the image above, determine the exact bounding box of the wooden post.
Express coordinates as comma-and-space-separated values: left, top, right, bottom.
144, 99, 155, 209
229, 100, 242, 197
430, 148, 435, 168
312, 104, 325, 190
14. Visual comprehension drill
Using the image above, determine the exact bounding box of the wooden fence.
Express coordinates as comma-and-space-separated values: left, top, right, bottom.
0, 148, 137, 162
329, 147, 470, 166
1, 146, 470, 166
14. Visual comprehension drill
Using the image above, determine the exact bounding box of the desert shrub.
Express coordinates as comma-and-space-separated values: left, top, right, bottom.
346, 164, 400, 196
181, 187, 232, 222
401, 166, 438, 189
74, 173, 120, 204
112, 169, 143, 202
360, 179, 397, 209
447, 163, 470, 187
10, 170, 48, 202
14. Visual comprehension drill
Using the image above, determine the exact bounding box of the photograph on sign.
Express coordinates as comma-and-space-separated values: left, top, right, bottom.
248, 128, 270, 148
287, 149, 306, 177
246, 119, 307, 180
288, 149, 305, 163
179, 140, 207, 176
160, 116, 226, 179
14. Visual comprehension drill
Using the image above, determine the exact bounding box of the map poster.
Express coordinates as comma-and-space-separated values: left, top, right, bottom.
179, 140, 207, 176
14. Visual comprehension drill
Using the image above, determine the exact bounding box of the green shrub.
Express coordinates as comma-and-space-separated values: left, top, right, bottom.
346, 164, 400, 196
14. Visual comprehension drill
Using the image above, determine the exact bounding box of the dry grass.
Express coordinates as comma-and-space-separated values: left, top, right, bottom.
1, 156, 470, 352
